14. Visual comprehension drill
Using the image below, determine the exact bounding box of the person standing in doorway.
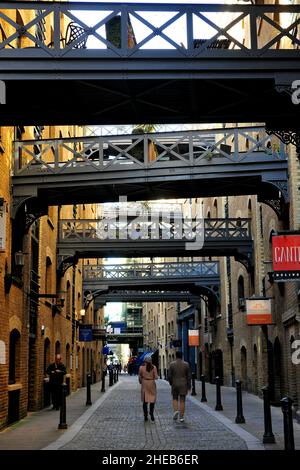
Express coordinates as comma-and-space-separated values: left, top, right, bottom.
47, 354, 67, 410
168, 351, 192, 423
138, 356, 158, 422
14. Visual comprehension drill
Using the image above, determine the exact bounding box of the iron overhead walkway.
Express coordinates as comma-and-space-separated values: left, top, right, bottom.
57, 217, 253, 273
12, 126, 288, 227
83, 261, 221, 306
0, 2, 300, 126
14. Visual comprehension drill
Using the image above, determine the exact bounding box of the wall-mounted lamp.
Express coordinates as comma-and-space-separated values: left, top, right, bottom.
41, 325, 45, 336
80, 309, 86, 316
15, 251, 25, 267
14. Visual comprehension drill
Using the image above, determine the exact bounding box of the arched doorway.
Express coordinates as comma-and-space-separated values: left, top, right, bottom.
213, 349, 223, 385
241, 346, 247, 390
274, 337, 282, 404
267, 340, 275, 402
8, 329, 21, 424
66, 343, 71, 373
44, 338, 50, 375
252, 344, 258, 395
43, 338, 51, 407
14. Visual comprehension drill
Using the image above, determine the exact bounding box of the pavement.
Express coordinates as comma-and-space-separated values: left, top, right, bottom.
191, 379, 300, 450
0, 375, 299, 451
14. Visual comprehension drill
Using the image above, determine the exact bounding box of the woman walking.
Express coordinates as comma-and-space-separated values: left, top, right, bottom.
138, 356, 158, 422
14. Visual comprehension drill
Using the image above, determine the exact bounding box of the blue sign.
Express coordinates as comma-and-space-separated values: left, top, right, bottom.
103, 346, 110, 355
79, 325, 93, 342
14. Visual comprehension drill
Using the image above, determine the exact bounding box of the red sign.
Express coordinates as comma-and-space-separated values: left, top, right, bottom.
188, 330, 199, 346
272, 235, 300, 271
246, 299, 272, 325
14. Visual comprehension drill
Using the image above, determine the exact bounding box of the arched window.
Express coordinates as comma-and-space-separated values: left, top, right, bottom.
238, 275, 245, 311
45, 256, 52, 294
55, 340, 60, 355
66, 281, 71, 317
9, 329, 21, 385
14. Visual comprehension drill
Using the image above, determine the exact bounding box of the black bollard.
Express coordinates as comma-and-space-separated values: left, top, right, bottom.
281, 396, 295, 451
261, 386, 275, 444
235, 380, 245, 423
58, 384, 68, 429
116, 369, 119, 382
200, 375, 207, 402
215, 376, 223, 411
159, 369, 162, 379
86, 373, 92, 406
164, 368, 167, 380
191, 373, 197, 396
109, 369, 113, 387
101, 370, 106, 393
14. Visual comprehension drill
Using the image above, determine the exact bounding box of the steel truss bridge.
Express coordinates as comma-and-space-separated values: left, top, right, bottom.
12, 127, 288, 230
57, 217, 253, 273
0, 2, 300, 128
84, 261, 220, 307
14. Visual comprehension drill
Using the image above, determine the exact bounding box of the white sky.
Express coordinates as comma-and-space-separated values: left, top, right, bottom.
68, 0, 251, 49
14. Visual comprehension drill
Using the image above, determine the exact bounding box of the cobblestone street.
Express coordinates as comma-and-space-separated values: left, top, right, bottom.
55, 376, 249, 451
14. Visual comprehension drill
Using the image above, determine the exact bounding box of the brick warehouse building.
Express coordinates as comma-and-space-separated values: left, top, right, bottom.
1, 0, 300, 431
0, 124, 104, 429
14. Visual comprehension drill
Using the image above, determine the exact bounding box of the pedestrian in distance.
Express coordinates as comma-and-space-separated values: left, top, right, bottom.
46, 354, 67, 410
138, 356, 158, 422
168, 351, 192, 423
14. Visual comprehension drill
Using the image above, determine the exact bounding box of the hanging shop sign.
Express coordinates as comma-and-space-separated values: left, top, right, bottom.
79, 324, 93, 342
188, 329, 199, 346
246, 298, 272, 325
272, 234, 300, 281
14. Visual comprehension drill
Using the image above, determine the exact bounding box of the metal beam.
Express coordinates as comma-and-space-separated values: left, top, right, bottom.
0, 3, 300, 125
93, 291, 201, 304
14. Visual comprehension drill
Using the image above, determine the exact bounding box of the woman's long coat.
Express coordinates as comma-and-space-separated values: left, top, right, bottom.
139, 364, 158, 403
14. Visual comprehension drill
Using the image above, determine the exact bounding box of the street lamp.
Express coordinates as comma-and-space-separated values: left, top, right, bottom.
15, 251, 25, 267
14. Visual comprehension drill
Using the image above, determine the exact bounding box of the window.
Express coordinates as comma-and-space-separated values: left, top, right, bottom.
238, 275, 245, 311
66, 281, 71, 317
45, 256, 52, 294
9, 329, 21, 384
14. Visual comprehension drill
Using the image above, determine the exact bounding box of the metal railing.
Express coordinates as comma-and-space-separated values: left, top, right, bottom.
59, 217, 251, 243
13, 127, 286, 176
83, 261, 220, 282
0, 2, 299, 58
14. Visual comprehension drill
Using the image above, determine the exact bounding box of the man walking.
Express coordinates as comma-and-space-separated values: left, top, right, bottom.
47, 354, 67, 410
168, 351, 192, 423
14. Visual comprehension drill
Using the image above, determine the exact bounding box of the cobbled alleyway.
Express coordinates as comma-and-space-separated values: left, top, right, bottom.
58, 376, 248, 450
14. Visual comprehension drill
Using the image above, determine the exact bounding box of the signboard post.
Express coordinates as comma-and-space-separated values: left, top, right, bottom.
272, 233, 300, 281
246, 298, 272, 325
